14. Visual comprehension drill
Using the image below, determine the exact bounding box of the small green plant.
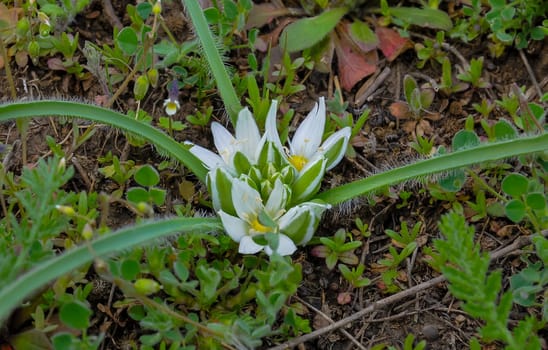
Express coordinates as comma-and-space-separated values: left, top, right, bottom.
410, 134, 435, 156
415, 31, 447, 68
435, 212, 545, 349
473, 98, 495, 118
311, 229, 362, 270
457, 56, 491, 88
438, 57, 469, 96
338, 263, 371, 288
501, 172, 547, 230
403, 74, 435, 119
126, 164, 167, 211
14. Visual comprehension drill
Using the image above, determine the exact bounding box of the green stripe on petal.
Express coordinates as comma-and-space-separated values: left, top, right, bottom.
209, 167, 236, 215
291, 157, 327, 204
322, 127, 351, 170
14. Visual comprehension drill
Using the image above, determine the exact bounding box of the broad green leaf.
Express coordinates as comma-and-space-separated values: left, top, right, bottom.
280, 7, 348, 52
196, 265, 221, 302
8, 329, 52, 350
389, 7, 453, 30
121, 259, 140, 280
134, 164, 160, 187
136, 2, 152, 19
59, 301, 92, 330
525, 192, 546, 210
452, 130, 480, 151
493, 119, 517, 140
403, 74, 417, 103
117, 27, 139, 55
127, 187, 150, 203
501, 173, 528, 197
149, 187, 166, 206
349, 20, 378, 48
505, 199, 526, 222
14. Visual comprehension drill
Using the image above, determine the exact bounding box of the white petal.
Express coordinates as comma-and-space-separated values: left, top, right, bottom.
189, 144, 224, 169
239, 236, 265, 254
235, 108, 261, 162
218, 211, 248, 242
290, 97, 325, 159
264, 234, 297, 256
320, 127, 351, 170
231, 178, 263, 220
264, 100, 284, 152
211, 122, 236, 164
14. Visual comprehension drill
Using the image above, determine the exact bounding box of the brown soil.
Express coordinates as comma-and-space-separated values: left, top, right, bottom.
1, 1, 547, 349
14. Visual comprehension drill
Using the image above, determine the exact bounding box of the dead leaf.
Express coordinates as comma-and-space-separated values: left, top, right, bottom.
389, 101, 412, 119
47, 57, 66, 71
15, 50, 28, 67
245, 3, 290, 29
334, 32, 377, 91
375, 26, 412, 62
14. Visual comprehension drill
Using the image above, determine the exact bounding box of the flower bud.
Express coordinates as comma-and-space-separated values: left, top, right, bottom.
133, 75, 149, 101
56, 205, 75, 216
82, 223, 93, 240
134, 278, 161, 295
146, 68, 159, 88
28, 40, 40, 59
152, 1, 162, 15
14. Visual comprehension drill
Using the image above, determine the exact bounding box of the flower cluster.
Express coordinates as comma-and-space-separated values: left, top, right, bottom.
189, 98, 351, 256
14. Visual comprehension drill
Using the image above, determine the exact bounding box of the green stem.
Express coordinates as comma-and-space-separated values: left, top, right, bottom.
317, 133, 548, 205
182, 0, 241, 124
0, 100, 208, 182
0, 217, 221, 322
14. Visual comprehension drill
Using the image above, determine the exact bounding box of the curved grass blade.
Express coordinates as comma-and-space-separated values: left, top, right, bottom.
0, 100, 208, 182
317, 133, 548, 205
182, 0, 242, 124
0, 216, 222, 322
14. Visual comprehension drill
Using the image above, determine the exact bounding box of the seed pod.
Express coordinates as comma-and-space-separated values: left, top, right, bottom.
146, 68, 159, 88
134, 278, 161, 295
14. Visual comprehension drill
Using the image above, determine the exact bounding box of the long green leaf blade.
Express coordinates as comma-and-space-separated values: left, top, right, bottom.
317, 134, 548, 205
0, 100, 208, 182
0, 217, 221, 321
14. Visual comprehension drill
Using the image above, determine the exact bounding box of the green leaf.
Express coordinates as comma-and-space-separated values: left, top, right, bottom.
505, 199, 526, 222
149, 187, 166, 206
493, 119, 517, 140
134, 164, 160, 187
196, 265, 221, 302
389, 7, 453, 30
136, 2, 153, 19
117, 27, 139, 55
8, 329, 52, 350
121, 259, 140, 280
349, 20, 378, 47
127, 187, 150, 203
452, 130, 480, 151
59, 301, 92, 330
501, 173, 528, 197
403, 74, 417, 104
52, 333, 72, 350
525, 192, 546, 210
280, 7, 348, 52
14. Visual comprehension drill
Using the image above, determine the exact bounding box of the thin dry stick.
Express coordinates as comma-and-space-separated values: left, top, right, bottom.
268, 232, 546, 350
518, 49, 543, 100
294, 296, 367, 350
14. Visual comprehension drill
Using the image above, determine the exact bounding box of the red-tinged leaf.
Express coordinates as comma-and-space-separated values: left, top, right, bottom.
334, 32, 377, 91
375, 26, 412, 61
389, 101, 412, 119
47, 57, 66, 71
337, 292, 352, 305
245, 3, 290, 29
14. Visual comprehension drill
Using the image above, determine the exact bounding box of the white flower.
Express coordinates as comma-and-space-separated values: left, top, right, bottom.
163, 99, 180, 116
219, 178, 296, 256
265, 97, 351, 172
189, 107, 265, 170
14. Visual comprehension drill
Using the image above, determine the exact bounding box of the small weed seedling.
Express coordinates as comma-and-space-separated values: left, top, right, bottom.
457, 56, 491, 89
311, 229, 362, 270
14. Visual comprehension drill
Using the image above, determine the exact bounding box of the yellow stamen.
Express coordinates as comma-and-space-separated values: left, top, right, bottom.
250, 218, 270, 233
289, 155, 308, 171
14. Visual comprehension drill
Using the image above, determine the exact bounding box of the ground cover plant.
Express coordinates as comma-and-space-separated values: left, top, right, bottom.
0, 0, 547, 349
